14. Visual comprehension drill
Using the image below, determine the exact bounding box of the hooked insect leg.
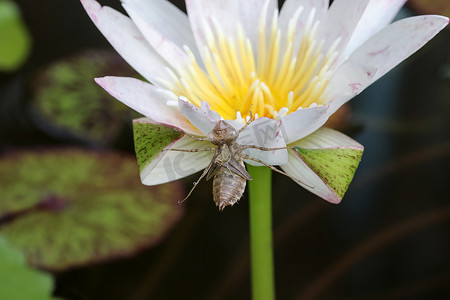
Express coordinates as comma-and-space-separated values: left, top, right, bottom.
237, 107, 254, 135
179, 154, 218, 204
241, 154, 315, 189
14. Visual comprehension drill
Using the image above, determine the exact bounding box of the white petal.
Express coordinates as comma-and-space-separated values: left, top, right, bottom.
280, 105, 329, 144
237, 118, 288, 166
281, 128, 363, 203
178, 99, 221, 135
348, 15, 449, 84
141, 135, 214, 185
80, 0, 171, 84
95, 76, 200, 135
323, 60, 376, 115
344, 0, 406, 56
122, 0, 200, 69
317, 0, 371, 66
325, 15, 448, 113
185, 0, 276, 60
293, 127, 363, 148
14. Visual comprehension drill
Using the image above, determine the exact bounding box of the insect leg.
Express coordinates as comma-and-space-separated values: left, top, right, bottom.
237, 108, 253, 135
183, 132, 210, 142
240, 145, 293, 152
241, 154, 315, 189
179, 154, 218, 203
167, 148, 217, 152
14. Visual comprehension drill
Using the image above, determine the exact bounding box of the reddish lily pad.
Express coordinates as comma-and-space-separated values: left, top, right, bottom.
0, 149, 183, 271
29, 49, 139, 145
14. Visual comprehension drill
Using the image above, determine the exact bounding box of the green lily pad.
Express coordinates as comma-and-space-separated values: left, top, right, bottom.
30, 49, 140, 145
0, 0, 31, 71
0, 149, 183, 271
0, 236, 56, 300
133, 118, 184, 172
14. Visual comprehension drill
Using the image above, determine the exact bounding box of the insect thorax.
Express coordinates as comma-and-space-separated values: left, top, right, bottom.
216, 145, 232, 164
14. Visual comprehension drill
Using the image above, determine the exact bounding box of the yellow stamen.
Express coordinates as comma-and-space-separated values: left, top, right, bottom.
166, 5, 337, 121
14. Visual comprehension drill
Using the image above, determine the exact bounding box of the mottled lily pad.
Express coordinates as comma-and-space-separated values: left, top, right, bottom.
0, 236, 56, 300
0, 0, 31, 71
29, 49, 140, 145
0, 149, 183, 271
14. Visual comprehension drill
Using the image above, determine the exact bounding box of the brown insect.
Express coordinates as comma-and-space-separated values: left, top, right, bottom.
169, 113, 307, 210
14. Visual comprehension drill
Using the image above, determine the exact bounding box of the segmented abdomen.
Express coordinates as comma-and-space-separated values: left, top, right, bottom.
213, 166, 246, 210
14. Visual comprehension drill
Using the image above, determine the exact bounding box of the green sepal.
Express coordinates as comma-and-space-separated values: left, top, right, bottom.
0, 0, 31, 71
0, 236, 55, 300
293, 147, 363, 199
133, 118, 184, 172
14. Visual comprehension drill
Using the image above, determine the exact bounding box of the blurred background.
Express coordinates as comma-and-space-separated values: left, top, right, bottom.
0, 0, 449, 299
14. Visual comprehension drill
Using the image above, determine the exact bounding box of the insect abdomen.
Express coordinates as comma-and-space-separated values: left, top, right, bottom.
213, 166, 246, 210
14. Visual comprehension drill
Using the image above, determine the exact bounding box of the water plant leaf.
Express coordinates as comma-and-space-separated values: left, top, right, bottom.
0, 0, 31, 71
30, 49, 140, 145
0, 236, 55, 300
0, 149, 183, 271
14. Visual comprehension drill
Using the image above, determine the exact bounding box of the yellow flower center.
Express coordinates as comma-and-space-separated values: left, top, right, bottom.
168, 7, 339, 121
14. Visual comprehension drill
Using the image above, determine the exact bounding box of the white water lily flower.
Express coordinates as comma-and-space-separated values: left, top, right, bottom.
81, 0, 448, 203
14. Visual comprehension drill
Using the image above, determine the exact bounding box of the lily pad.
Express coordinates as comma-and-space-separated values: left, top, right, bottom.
0, 236, 55, 300
29, 49, 140, 146
0, 149, 183, 271
0, 0, 31, 71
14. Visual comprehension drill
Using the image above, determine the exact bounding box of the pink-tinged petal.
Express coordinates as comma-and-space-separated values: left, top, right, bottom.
348, 15, 449, 84
178, 99, 221, 135
95, 76, 200, 135
122, 0, 200, 69
185, 0, 276, 59
80, 0, 171, 84
280, 105, 329, 144
344, 0, 407, 56
317, 0, 371, 65
136, 124, 214, 185
238, 118, 288, 166
281, 128, 364, 203
324, 61, 376, 115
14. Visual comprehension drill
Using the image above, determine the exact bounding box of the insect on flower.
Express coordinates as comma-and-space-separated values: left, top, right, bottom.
82, 0, 448, 205
168, 110, 308, 210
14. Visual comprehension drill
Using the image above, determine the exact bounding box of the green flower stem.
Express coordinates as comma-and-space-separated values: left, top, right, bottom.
247, 165, 275, 300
